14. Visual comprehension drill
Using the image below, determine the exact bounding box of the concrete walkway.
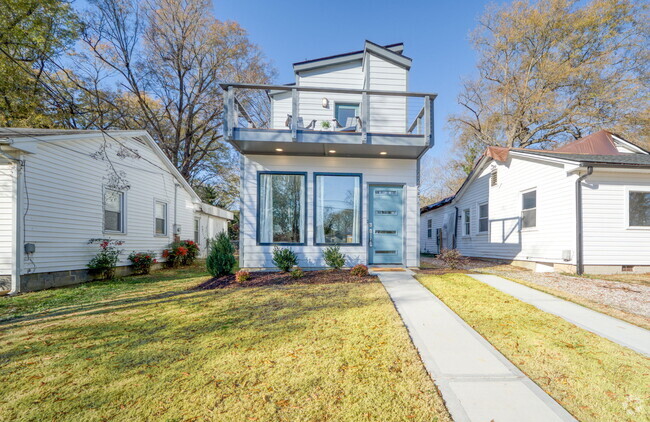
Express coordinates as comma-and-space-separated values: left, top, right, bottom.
468, 274, 650, 356
377, 271, 576, 422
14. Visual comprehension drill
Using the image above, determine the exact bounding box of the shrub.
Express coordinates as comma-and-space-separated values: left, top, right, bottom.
272, 247, 297, 272
179, 240, 200, 265
323, 245, 345, 270
290, 266, 305, 279
350, 264, 369, 277
206, 232, 237, 277
438, 248, 465, 269
235, 270, 251, 283
162, 242, 188, 268
87, 239, 123, 280
128, 251, 157, 275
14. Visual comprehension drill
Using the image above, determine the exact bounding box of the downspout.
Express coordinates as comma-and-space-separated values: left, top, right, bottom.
453, 206, 459, 249
575, 166, 593, 275
173, 183, 179, 242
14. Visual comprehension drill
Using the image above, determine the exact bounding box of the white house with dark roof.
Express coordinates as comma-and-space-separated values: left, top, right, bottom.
0, 128, 232, 293
222, 41, 436, 269
420, 131, 650, 275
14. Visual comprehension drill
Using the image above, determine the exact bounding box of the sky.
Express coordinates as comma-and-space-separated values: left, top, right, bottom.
212, 0, 496, 165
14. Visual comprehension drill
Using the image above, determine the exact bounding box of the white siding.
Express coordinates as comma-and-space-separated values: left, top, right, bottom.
0, 162, 14, 275
582, 170, 650, 265
195, 212, 228, 257
367, 53, 407, 133
420, 208, 444, 254
20, 136, 198, 274
423, 156, 577, 264
241, 155, 418, 269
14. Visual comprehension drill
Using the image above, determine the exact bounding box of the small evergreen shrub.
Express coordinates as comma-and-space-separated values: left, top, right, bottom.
128, 251, 157, 275
323, 245, 345, 270
206, 232, 236, 277
290, 266, 305, 279
235, 270, 251, 283
272, 247, 297, 272
87, 239, 123, 280
438, 248, 465, 269
350, 264, 369, 277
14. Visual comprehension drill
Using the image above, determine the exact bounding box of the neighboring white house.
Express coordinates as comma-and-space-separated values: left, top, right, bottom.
420, 130, 650, 275
222, 41, 436, 269
0, 128, 232, 293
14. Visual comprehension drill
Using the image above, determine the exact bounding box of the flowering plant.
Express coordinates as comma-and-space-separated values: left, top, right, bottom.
87, 238, 124, 279
163, 241, 198, 267
128, 251, 157, 275
178, 240, 200, 265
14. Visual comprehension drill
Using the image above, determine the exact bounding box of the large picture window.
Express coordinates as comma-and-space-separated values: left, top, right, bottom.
104, 188, 124, 233
315, 174, 361, 244
258, 172, 306, 244
629, 191, 650, 227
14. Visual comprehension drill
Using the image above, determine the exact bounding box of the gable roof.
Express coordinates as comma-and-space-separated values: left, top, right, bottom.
293, 41, 411, 73
0, 128, 232, 218
554, 130, 649, 155
514, 150, 650, 167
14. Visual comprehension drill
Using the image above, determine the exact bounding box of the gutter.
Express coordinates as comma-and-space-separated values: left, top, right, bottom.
575, 166, 593, 275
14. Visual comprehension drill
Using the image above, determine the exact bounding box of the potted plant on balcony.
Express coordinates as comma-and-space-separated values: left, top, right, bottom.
320, 120, 331, 130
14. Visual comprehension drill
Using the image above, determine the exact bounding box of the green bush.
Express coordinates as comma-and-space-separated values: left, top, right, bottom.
272, 247, 297, 272
350, 264, 369, 277
290, 266, 305, 279
128, 251, 157, 275
323, 245, 345, 269
206, 232, 236, 277
87, 239, 123, 280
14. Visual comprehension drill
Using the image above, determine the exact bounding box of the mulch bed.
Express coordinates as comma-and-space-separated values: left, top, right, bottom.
195, 270, 378, 290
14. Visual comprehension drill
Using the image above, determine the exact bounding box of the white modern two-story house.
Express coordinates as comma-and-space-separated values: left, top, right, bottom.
223, 41, 436, 269
420, 131, 650, 275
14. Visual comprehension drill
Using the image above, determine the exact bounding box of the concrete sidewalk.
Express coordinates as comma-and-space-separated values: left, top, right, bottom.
468, 274, 650, 356
377, 271, 576, 422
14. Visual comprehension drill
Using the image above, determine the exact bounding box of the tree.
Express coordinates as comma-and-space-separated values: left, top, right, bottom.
449, 0, 649, 154
0, 0, 79, 126
77, 0, 273, 200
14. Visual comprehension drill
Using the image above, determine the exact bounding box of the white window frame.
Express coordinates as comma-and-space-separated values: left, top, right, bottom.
154, 200, 168, 236
625, 186, 650, 230
463, 208, 471, 236
194, 217, 201, 243
427, 219, 432, 238
103, 186, 126, 234
478, 202, 489, 234
521, 188, 537, 231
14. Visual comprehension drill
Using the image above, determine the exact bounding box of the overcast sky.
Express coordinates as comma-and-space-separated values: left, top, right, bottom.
213, 0, 497, 165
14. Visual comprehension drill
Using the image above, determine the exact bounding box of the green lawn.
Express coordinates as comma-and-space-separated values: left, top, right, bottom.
0, 266, 451, 421
417, 273, 649, 422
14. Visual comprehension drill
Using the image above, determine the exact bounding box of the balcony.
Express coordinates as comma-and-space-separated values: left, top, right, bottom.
221, 83, 437, 159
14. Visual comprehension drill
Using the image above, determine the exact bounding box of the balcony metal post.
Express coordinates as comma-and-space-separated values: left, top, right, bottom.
424, 95, 434, 146
291, 88, 299, 141
224, 86, 235, 140
361, 91, 369, 143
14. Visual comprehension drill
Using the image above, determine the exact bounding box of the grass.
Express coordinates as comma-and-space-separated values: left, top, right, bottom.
0, 266, 451, 421
416, 273, 650, 422
576, 272, 650, 287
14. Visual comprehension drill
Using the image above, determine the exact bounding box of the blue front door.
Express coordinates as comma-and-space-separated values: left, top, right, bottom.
369, 185, 404, 264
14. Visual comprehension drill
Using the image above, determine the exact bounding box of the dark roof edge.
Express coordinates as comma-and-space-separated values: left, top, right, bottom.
293, 42, 404, 67
420, 195, 455, 214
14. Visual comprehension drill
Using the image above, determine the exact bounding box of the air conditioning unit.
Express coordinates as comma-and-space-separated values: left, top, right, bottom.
173, 225, 182, 235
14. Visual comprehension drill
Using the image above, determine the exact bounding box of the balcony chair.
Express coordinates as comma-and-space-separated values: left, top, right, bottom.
285, 114, 317, 130
334, 116, 362, 132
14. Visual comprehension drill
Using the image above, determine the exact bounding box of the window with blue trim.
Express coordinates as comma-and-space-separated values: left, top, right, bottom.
315, 174, 361, 244
258, 173, 305, 243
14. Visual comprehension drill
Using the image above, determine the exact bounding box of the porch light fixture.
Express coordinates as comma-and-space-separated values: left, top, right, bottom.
321, 97, 329, 108
328, 150, 336, 153
275, 148, 283, 152
380, 151, 387, 155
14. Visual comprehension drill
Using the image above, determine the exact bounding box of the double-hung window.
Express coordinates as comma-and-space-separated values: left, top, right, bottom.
154, 201, 167, 235
258, 172, 306, 244
522, 190, 537, 229
427, 219, 432, 238
478, 203, 489, 233
463, 209, 471, 236
314, 173, 361, 244
629, 191, 650, 227
194, 217, 200, 243
104, 188, 124, 233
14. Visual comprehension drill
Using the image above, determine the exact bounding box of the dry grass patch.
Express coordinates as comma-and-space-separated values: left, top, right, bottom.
0, 268, 450, 421
417, 273, 649, 422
